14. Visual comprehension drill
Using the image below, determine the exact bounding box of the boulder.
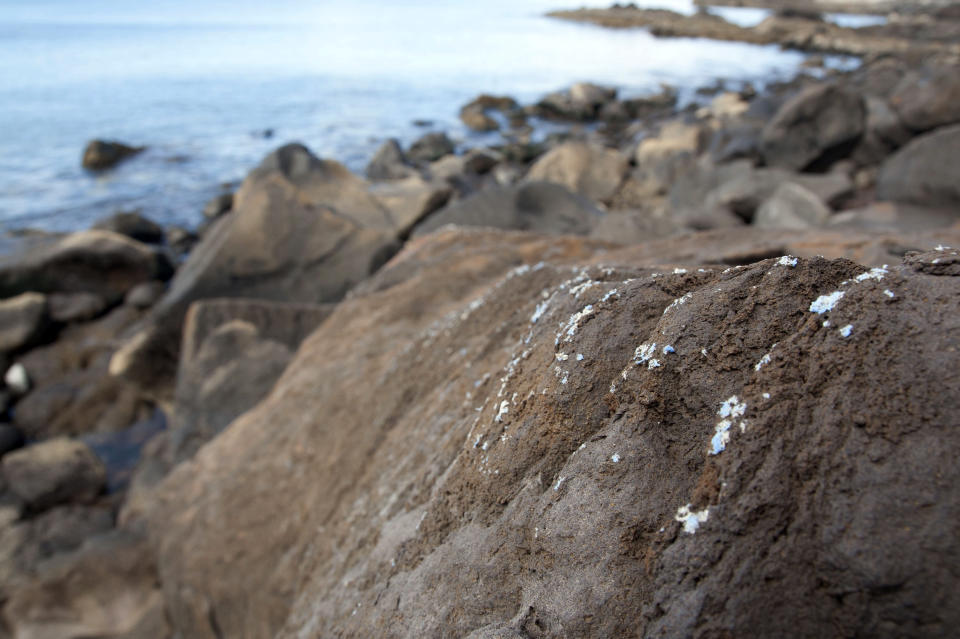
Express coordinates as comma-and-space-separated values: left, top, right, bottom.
92, 212, 165, 244
369, 176, 453, 238
827, 202, 959, 232
889, 66, 960, 133
0, 505, 114, 598
124, 280, 166, 309
250, 143, 394, 228
0, 293, 50, 354
138, 228, 960, 638
876, 124, 960, 208
407, 132, 456, 164
412, 181, 603, 238
2, 438, 106, 510
14, 305, 149, 440
48, 292, 108, 323
366, 139, 417, 181
460, 106, 500, 132
761, 83, 866, 170
81, 140, 144, 171
754, 182, 832, 229
202, 192, 234, 220
635, 120, 706, 165
536, 82, 617, 121
588, 208, 681, 244
459, 95, 521, 132
2, 530, 167, 639
110, 149, 399, 400
0, 230, 174, 304
525, 142, 629, 203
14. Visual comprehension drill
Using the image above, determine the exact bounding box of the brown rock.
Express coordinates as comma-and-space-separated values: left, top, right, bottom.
48, 292, 108, 323
407, 132, 456, 164
2, 438, 106, 510
366, 139, 417, 181
92, 211, 165, 244
369, 176, 453, 238
889, 65, 960, 133
761, 83, 866, 170
81, 140, 143, 171
202, 192, 234, 220
754, 182, 832, 229
0, 293, 50, 354
139, 227, 960, 638
876, 123, 960, 208
525, 142, 629, 203
0, 230, 174, 305
124, 280, 166, 309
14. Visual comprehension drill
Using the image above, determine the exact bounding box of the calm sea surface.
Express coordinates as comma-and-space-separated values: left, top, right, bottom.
0, 1, 856, 232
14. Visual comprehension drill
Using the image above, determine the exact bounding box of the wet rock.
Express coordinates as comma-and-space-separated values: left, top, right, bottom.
138, 228, 960, 638
535, 82, 617, 121
92, 211, 165, 244
81, 140, 144, 171
412, 181, 603, 238
0, 293, 51, 354
761, 83, 866, 170
889, 65, 960, 133
525, 142, 629, 203
2, 530, 167, 639
407, 132, 456, 164
48, 291, 108, 324
754, 182, 832, 229
202, 192, 234, 220
0, 230, 174, 305
876, 123, 960, 208
2, 438, 106, 511
124, 280, 166, 309
0, 424, 24, 457
366, 138, 417, 181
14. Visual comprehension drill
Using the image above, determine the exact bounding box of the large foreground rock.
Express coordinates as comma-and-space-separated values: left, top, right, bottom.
0, 230, 173, 304
876, 124, 960, 208
136, 227, 960, 638
761, 83, 866, 170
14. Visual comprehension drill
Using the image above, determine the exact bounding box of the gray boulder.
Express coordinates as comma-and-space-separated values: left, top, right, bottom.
2, 438, 106, 511
407, 132, 456, 164
202, 192, 234, 220
876, 124, 960, 208
889, 66, 960, 133
525, 142, 629, 203
366, 139, 417, 181
761, 83, 866, 170
0, 293, 50, 354
754, 182, 832, 229
412, 181, 603, 238
47, 292, 108, 324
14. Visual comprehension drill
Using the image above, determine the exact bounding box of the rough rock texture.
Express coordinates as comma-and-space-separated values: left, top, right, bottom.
81, 140, 143, 171
0, 293, 50, 355
412, 182, 603, 238
110, 145, 399, 399
0, 230, 173, 305
876, 124, 960, 208
761, 83, 866, 170
2, 438, 106, 511
136, 228, 960, 639
525, 142, 629, 203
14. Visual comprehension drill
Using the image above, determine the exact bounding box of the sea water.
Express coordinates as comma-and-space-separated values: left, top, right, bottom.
0, 0, 835, 232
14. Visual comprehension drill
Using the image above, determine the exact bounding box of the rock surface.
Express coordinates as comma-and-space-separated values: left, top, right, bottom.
81, 140, 144, 171
135, 228, 960, 639
2, 438, 106, 511
761, 83, 866, 170
754, 182, 832, 229
92, 212, 165, 245
876, 124, 960, 208
525, 142, 629, 203
0, 293, 50, 354
0, 230, 173, 305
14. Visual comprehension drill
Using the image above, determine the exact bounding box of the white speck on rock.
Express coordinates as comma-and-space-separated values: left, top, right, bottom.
839, 324, 853, 338
762, 392, 771, 399
558, 304, 594, 344
810, 290, 844, 314
647, 359, 661, 369
473, 434, 482, 448
711, 419, 732, 455
663, 293, 693, 315
4, 363, 29, 395
823, 320, 831, 327
718, 395, 747, 419
675, 504, 709, 534
553, 476, 566, 491
884, 289, 895, 298
663, 345, 675, 354
576, 353, 584, 361
854, 266, 889, 283
600, 288, 619, 303
777, 256, 798, 267
481, 441, 489, 451
611, 453, 621, 463
673, 268, 688, 274
754, 353, 771, 371
701, 348, 708, 357
555, 352, 569, 362
633, 342, 658, 365
530, 301, 549, 324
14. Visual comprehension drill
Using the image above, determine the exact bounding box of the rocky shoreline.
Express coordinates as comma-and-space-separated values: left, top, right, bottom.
1, 5, 960, 637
